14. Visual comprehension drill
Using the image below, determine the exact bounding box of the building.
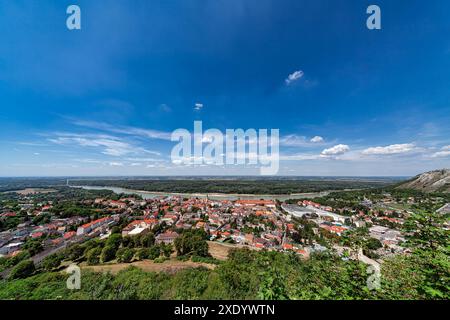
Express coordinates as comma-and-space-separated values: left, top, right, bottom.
63, 231, 76, 240
121, 219, 156, 236
319, 224, 347, 236
76, 216, 114, 235
235, 200, 276, 208
155, 231, 179, 244
0, 242, 23, 255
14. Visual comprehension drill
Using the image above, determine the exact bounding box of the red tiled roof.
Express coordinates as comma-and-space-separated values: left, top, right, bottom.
80, 217, 110, 229
236, 200, 275, 206
63, 231, 76, 239
31, 232, 44, 239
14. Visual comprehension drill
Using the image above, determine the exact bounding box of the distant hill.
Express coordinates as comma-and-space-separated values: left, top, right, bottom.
398, 169, 450, 193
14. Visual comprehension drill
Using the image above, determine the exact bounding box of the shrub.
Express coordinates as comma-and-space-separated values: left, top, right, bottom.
116, 248, 135, 263
106, 234, 122, 250
66, 244, 85, 261
140, 233, 155, 247
41, 254, 63, 271
148, 246, 161, 260
86, 247, 102, 265
154, 256, 167, 264
9, 260, 35, 280
174, 230, 209, 257
100, 245, 117, 263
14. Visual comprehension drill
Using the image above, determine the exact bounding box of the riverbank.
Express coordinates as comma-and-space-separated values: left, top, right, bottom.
70, 185, 342, 201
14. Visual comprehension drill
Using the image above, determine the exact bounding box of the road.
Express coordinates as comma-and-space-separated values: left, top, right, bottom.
0, 234, 88, 279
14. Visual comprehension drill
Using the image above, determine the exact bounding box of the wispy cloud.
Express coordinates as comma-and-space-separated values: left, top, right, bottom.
280, 153, 322, 161
431, 145, 450, 158
48, 133, 159, 157
72, 120, 172, 140
285, 70, 304, 85
158, 104, 172, 113
361, 143, 417, 155
280, 134, 325, 147
194, 103, 204, 111
109, 162, 124, 167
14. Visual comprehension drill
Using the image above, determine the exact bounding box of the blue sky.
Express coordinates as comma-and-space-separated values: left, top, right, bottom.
0, 0, 449, 176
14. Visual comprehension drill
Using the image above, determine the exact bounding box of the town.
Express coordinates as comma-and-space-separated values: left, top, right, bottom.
2, 184, 448, 274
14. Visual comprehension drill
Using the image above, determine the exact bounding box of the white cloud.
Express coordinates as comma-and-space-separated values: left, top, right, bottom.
194, 103, 204, 111
280, 153, 322, 161
310, 136, 324, 143
321, 144, 350, 157
285, 70, 304, 85
431, 145, 450, 158
72, 120, 172, 141
130, 163, 142, 166
49, 133, 158, 157
109, 162, 124, 167
124, 157, 165, 162
432, 151, 450, 158
279, 134, 308, 147
280, 134, 326, 147
361, 143, 416, 155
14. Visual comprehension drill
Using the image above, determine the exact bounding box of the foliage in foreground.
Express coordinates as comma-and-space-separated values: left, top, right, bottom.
0, 246, 447, 300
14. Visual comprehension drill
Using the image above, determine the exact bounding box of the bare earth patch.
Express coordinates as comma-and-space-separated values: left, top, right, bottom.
82, 259, 215, 275
207, 241, 259, 260
9, 188, 56, 195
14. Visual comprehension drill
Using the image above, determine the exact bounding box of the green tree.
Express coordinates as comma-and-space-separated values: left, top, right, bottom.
86, 247, 102, 265
148, 246, 161, 260
366, 238, 382, 250
140, 233, 155, 247
174, 230, 209, 257
22, 239, 44, 256
136, 248, 150, 260
101, 245, 117, 263
404, 211, 449, 250
110, 226, 121, 234
9, 260, 36, 279
41, 254, 63, 271
106, 234, 122, 250
401, 210, 450, 299
116, 248, 135, 263
66, 244, 85, 261
160, 243, 173, 258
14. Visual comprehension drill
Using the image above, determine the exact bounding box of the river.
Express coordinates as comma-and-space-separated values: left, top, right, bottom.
71, 185, 335, 201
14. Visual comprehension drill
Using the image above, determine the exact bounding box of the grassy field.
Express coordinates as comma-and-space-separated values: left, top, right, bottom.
5, 188, 57, 195
82, 259, 216, 275
207, 241, 260, 260
81, 242, 255, 275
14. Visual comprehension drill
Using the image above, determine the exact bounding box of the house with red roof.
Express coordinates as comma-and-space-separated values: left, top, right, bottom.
63, 231, 76, 240
76, 216, 114, 235
31, 232, 44, 239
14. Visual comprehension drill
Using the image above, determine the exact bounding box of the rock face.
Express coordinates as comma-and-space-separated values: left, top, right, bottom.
398, 169, 450, 193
